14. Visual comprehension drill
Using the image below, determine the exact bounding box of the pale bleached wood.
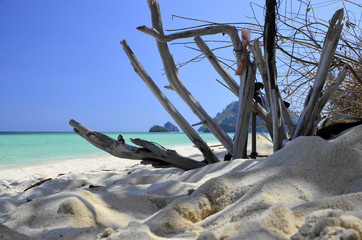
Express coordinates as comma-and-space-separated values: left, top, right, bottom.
319, 66, 348, 108
137, 25, 239, 44
121, 40, 219, 164
137, 24, 243, 66
69, 120, 206, 170
292, 9, 344, 139
138, 2, 243, 78
147, 0, 234, 153
304, 65, 348, 136
280, 101, 295, 136
195, 36, 274, 141
194, 36, 239, 96
252, 101, 273, 135
250, 39, 294, 137
249, 39, 271, 106
233, 62, 256, 159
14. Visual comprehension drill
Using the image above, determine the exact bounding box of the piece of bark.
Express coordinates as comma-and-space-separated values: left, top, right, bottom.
69, 120, 206, 170
23, 178, 52, 192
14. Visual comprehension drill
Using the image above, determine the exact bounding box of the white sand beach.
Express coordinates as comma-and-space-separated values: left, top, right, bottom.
1, 128, 362, 239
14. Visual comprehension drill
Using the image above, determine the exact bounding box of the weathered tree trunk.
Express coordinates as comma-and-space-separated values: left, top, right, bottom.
292, 9, 344, 139
250, 40, 272, 106
69, 120, 206, 170
233, 62, 256, 159
120, 40, 219, 164
305, 65, 348, 135
145, 0, 234, 153
250, 40, 294, 136
264, 0, 287, 151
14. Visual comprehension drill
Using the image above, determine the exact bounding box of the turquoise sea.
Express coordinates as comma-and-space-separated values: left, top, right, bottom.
0, 132, 223, 169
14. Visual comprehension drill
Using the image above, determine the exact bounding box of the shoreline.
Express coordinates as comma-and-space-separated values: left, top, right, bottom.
0, 143, 208, 172
0, 134, 272, 176
0, 143, 230, 183
0, 132, 270, 170
0, 131, 226, 170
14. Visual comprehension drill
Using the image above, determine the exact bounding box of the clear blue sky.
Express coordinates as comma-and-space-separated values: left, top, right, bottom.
0, 0, 356, 132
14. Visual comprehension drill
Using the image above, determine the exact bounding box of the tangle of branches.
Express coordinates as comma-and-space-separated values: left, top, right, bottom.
170, 0, 361, 121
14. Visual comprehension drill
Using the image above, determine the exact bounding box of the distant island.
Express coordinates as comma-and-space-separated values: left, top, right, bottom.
149, 122, 180, 132
198, 101, 240, 133
198, 101, 298, 133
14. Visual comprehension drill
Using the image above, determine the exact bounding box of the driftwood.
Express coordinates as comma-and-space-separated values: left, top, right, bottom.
233, 62, 256, 159
253, 101, 273, 133
137, 18, 243, 65
264, 0, 287, 151
249, 40, 271, 106
69, 120, 206, 170
196, 35, 273, 141
69, 0, 349, 170
306, 66, 349, 135
145, 0, 234, 153
23, 178, 52, 192
292, 9, 345, 139
194, 36, 239, 96
120, 40, 219, 164
250, 40, 293, 137
318, 66, 348, 109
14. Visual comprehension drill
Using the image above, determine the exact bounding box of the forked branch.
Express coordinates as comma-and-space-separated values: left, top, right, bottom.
146, 0, 234, 153
69, 120, 206, 170
120, 40, 219, 164
292, 9, 345, 138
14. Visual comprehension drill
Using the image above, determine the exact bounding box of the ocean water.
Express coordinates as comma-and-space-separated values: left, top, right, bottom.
0, 132, 223, 168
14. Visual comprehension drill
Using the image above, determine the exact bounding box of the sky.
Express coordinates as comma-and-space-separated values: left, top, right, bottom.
0, 0, 358, 132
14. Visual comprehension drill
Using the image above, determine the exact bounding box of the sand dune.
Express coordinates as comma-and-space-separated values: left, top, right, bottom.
1, 129, 362, 239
